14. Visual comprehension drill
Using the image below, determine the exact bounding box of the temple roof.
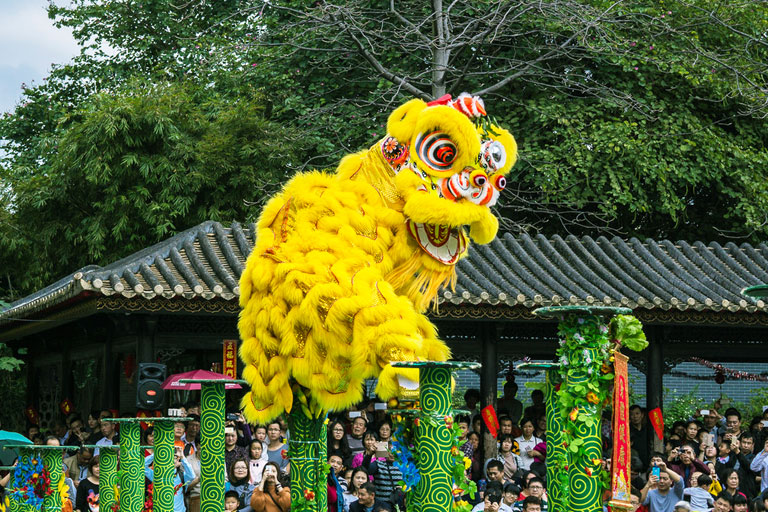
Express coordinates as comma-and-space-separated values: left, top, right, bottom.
2, 220, 768, 326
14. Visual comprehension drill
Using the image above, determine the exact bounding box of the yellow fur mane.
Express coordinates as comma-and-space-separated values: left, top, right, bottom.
239, 95, 516, 423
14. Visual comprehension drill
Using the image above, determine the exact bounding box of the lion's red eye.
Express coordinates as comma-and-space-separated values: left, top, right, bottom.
473, 174, 487, 187
494, 175, 506, 191
415, 131, 456, 171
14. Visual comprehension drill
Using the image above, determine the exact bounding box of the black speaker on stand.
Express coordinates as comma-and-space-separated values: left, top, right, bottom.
137, 363, 166, 410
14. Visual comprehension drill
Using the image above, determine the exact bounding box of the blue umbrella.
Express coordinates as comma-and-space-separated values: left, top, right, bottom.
0, 430, 32, 448
0, 431, 32, 464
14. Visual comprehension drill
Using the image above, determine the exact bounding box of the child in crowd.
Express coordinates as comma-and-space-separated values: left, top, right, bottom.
682, 474, 715, 512
343, 468, 370, 512
224, 491, 240, 512
248, 440, 267, 486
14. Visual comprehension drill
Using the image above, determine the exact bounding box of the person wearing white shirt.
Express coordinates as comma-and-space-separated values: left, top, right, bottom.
515, 419, 543, 472
750, 438, 768, 493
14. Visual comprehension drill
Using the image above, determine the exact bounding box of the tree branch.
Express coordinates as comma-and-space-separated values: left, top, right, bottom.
327, 8, 430, 99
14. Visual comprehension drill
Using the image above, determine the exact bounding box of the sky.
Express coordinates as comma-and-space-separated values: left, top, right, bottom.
0, 1, 80, 114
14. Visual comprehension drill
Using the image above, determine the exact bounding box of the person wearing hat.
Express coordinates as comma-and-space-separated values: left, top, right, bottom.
673, 502, 691, 512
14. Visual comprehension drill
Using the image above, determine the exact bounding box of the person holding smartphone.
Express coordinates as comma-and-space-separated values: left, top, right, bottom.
369, 439, 404, 510
641, 459, 683, 512
721, 409, 744, 446
250, 462, 290, 512
699, 409, 722, 437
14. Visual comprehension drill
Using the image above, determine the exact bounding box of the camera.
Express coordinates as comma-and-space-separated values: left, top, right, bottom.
487, 491, 502, 504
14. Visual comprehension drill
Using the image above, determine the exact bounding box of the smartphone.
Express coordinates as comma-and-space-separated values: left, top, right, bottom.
651, 466, 661, 479
700, 409, 710, 416
706, 433, 716, 446
349, 411, 362, 418
375, 441, 389, 457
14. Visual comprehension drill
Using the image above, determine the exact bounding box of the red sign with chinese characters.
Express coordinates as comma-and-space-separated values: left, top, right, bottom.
481, 405, 500, 438
609, 352, 632, 509
648, 407, 665, 441
223, 339, 238, 379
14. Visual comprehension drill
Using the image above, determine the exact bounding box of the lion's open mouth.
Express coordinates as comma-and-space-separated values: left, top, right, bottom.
406, 220, 467, 264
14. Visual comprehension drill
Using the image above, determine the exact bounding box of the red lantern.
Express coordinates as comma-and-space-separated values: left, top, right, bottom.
715, 371, 726, 385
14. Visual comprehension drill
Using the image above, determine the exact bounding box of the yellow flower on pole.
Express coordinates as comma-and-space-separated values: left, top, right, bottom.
463, 457, 471, 470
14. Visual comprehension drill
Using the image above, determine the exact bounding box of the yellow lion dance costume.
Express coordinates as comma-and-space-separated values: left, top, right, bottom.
238, 94, 517, 423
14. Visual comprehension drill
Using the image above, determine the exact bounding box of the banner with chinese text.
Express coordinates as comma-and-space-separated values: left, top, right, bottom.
609, 352, 632, 509
223, 339, 238, 378
648, 407, 664, 441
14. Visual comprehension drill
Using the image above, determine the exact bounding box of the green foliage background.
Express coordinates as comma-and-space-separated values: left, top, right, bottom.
1, 0, 768, 303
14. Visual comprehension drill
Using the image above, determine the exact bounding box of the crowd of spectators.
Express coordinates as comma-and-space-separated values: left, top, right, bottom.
5, 388, 768, 512
629, 402, 768, 512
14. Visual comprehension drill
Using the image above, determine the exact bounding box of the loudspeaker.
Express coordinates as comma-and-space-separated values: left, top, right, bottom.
137, 363, 166, 410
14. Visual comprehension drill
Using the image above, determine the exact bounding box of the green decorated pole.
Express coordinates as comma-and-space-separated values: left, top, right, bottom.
200, 383, 225, 512
566, 348, 603, 512
416, 366, 452, 510
179, 378, 246, 512
519, 308, 647, 512
112, 419, 144, 512
40, 447, 66, 512
392, 361, 480, 512
544, 369, 566, 512
96, 446, 119, 512
3, 445, 69, 512
286, 397, 327, 512
533, 306, 632, 512
152, 419, 187, 512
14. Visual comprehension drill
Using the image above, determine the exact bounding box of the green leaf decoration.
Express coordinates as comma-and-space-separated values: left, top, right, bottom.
610, 315, 648, 352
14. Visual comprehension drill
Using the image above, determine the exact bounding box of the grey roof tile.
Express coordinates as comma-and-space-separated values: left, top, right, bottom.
3, 220, 768, 326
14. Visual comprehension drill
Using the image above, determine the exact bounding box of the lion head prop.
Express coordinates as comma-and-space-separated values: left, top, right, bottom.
238, 94, 517, 423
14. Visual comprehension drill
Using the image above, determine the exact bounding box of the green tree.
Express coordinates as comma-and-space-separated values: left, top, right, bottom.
1, 80, 304, 295
0, 298, 25, 429
234, 0, 768, 240
4, 0, 768, 297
